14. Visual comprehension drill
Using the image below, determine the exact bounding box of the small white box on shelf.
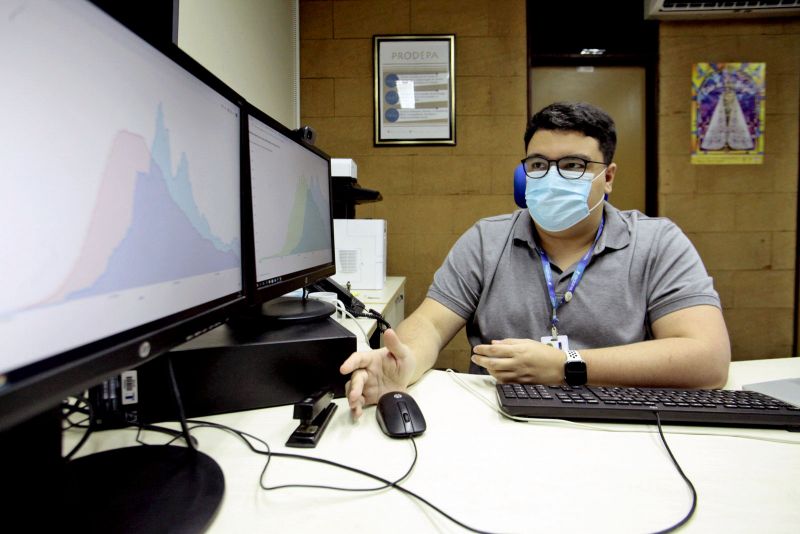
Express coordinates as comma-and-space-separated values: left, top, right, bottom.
331, 158, 357, 179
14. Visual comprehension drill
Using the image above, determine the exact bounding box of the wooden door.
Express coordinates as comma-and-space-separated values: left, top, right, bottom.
530, 66, 647, 213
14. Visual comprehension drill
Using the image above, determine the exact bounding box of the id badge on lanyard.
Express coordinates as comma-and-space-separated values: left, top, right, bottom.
537, 216, 604, 348
541, 334, 569, 351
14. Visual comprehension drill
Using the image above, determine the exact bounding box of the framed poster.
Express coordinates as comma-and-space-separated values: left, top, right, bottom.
691, 62, 766, 164
373, 35, 455, 146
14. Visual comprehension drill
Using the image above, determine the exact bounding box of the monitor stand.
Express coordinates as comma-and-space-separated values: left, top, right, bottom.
260, 295, 336, 322
65, 445, 224, 533
3, 407, 223, 532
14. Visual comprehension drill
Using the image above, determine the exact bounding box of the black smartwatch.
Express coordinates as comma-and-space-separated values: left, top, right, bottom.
564, 350, 587, 386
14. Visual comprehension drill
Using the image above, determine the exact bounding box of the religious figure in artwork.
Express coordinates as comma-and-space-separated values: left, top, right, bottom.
691, 62, 764, 164
700, 79, 754, 151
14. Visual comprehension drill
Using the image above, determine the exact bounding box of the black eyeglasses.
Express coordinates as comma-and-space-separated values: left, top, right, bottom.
521, 156, 607, 180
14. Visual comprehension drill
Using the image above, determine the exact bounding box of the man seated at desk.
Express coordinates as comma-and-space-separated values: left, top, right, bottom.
341, 101, 731, 419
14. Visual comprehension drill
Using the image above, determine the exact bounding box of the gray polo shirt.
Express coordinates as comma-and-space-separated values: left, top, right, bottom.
427, 204, 721, 374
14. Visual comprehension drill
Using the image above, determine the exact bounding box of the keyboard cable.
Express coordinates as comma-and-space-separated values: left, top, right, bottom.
446, 369, 800, 533
651, 410, 696, 534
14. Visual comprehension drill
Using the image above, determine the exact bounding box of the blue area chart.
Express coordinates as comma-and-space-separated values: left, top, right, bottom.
64, 105, 240, 301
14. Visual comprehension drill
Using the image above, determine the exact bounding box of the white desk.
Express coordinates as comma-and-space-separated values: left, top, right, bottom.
69, 358, 800, 533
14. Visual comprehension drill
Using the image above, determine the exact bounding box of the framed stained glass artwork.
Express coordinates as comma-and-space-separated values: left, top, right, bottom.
691, 62, 765, 164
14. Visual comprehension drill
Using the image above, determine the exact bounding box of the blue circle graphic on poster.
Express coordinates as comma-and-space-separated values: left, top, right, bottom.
384, 108, 399, 123
385, 91, 399, 105
384, 73, 399, 88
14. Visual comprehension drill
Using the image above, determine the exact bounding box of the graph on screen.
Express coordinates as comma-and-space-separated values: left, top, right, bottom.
248, 115, 332, 284
272, 175, 330, 257
1, 0, 243, 373
2, 103, 241, 370
49, 105, 240, 304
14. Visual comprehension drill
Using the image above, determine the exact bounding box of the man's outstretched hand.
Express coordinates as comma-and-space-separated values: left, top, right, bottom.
339, 329, 416, 419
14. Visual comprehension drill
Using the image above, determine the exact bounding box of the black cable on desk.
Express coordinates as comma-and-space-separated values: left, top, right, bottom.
185, 419, 502, 534
260, 437, 418, 492
62, 396, 91, 427
62, 394, 199, 453
184, 419, 414, 492
62, 395, 94, 460
138, 424, 200, 448
650, 410, 698, 534
251, 411, 696, 534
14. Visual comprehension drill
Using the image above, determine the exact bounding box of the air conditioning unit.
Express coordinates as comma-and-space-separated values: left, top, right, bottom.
645, 0, 800, 20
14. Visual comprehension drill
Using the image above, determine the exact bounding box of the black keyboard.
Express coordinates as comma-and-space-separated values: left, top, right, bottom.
497, 383, 800, 430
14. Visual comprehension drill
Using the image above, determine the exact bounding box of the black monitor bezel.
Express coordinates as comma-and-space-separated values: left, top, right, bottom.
0, 8, 249, 433
241, 103, 336, 308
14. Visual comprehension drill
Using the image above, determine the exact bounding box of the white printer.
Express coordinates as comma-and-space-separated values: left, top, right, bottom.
329, 158, 387, 290
331, 218, 387, 290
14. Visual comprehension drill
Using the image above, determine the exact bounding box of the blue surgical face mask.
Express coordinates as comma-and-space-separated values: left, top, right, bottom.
525, 166, 606, 232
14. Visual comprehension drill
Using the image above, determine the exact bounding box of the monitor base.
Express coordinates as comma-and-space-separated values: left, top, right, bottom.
261, 296, 336, 322
65, 445, 224, 533
3, 409, 224, 532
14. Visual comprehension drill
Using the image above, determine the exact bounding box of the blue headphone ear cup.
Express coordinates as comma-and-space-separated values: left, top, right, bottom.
513, 163, 527, 208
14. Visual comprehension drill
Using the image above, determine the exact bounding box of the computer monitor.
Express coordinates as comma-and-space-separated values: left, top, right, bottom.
241, 104, 337, 322
0, 0, 243, 529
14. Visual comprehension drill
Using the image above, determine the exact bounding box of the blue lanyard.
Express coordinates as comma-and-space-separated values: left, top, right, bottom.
537, 216, 605, 337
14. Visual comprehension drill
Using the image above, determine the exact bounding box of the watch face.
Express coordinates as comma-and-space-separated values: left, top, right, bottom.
565, 361, 587, 385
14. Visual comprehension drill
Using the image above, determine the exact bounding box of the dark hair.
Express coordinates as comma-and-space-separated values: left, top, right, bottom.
524, 102, 617, 164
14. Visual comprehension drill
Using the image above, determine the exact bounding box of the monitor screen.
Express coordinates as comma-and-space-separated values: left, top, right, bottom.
0, 0, 244, 431
243, 105, 335, 319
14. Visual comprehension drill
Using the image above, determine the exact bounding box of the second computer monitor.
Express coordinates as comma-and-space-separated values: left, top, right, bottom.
243, 106, 335, 320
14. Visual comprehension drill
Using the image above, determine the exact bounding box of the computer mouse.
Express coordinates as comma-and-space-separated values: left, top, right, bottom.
376, 391, 427, 438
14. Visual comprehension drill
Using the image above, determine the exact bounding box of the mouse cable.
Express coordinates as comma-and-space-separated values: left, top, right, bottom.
184, 418, 502, 534
259, 436, 418, 493
183, 419, 413, 492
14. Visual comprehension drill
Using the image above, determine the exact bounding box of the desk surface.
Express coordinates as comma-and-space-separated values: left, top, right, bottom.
71, 358, 800, 533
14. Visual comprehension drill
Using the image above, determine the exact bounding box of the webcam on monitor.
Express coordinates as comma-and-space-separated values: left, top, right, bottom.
294, 125, 317, 145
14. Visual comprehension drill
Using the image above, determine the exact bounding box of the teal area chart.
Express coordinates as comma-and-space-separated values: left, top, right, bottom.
48, 105, 240, 304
